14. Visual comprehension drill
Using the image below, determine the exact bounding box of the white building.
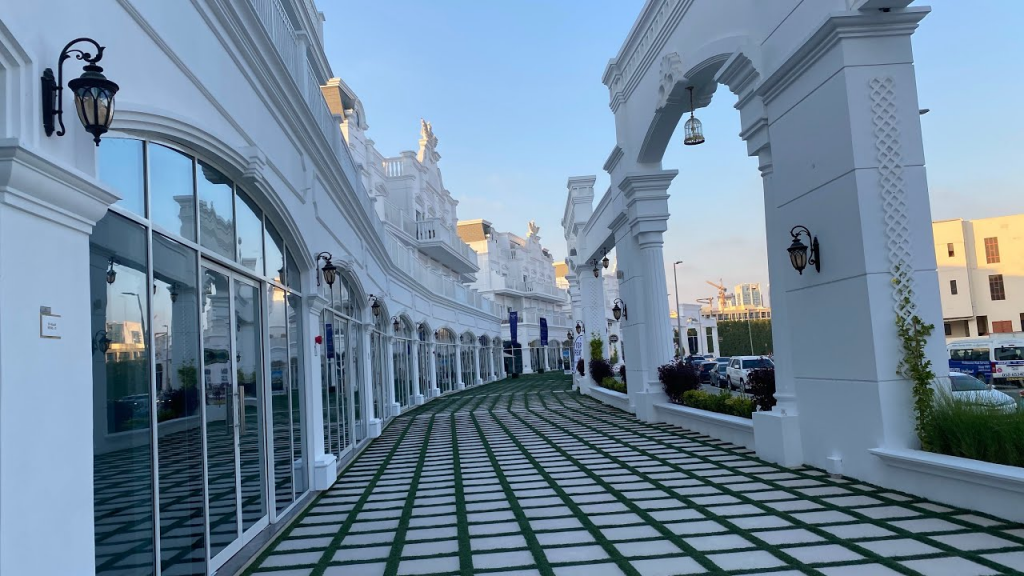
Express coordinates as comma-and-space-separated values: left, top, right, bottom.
671, 304, 721, 357
934, 214, 1024, 339
458, 220, 573, 372
0, 2, 504, 575
735, 282, 764, 307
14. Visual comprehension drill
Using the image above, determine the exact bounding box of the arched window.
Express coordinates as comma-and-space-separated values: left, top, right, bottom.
393, 317, 416, 411
370, 301, 390, 422
435, 329, 457, 394
321, 269, 364, 461
90, 137, 307, 575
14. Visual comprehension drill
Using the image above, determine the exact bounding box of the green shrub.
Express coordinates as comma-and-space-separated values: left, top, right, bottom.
600, 377, 626, 394
589, 334, 604, 361
659, 360, 700, 403
747, 367, 776, 412
679, 389, 755, 419
923, 392, 1024, 467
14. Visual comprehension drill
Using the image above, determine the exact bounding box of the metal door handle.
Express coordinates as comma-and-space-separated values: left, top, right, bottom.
237, 387, 246, 434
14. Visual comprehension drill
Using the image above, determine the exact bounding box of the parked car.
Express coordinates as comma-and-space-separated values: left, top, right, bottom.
710, 362, 729, 388
948, 372, 1018, 412
698, 361, 718, 384
726, 356, 774, 391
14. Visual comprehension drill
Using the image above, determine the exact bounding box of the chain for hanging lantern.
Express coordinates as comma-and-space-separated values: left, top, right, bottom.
683, 86, 705, 146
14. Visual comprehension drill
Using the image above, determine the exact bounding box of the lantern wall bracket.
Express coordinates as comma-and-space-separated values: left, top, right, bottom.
42, 37, 117, 144
789, 225, 821, 275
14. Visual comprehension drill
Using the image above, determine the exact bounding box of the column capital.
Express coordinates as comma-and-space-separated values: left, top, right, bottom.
617, 170, 678, 199
305, 293, 331, 315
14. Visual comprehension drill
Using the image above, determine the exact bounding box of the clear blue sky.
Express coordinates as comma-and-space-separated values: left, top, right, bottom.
321, 1, 1024, 307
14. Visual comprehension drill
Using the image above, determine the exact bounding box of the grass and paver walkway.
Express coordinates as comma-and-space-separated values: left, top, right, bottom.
245, 373, 1024, 576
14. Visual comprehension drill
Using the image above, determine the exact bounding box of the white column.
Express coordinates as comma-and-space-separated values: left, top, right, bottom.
363, 324, 382, 438
428, 343, 440, 397
578, 271, 607, 394
411, 340, 424, 405
307, 295, 336, 489
710, 325, 721, 357
542, 345, 550, 372
385, 336, 399, 417
616, 171, 676, 421
455, 342, 465, 390
0, 145, 118, 576
521, 341, 534, 374
473, 344, 483, 385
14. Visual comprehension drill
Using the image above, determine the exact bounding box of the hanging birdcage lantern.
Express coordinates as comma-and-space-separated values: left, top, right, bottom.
683, 86, 705, 146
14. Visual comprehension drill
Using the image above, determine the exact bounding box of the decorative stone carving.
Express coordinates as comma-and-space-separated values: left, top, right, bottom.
527, 220, 540, 241
656, 52, 685, 110
870, 76, 916, 320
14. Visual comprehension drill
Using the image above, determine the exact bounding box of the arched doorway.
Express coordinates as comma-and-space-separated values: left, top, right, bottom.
393, 316, 416, 413
369, 301, 391, 422
320, 270, 364, 464
460, 332, 477, 387
435, 329, 457, 394
89, 137, 310, 574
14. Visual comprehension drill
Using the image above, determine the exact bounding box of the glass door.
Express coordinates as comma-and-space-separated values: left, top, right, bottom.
203, 265, 269, 572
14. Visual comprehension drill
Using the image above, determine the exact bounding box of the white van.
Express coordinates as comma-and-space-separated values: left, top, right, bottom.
947, 337, 1024, 386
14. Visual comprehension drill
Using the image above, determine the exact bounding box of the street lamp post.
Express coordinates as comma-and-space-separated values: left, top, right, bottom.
673, 261, 683, 358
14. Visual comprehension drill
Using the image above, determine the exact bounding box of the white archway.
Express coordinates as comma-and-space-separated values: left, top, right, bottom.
564, 1, 946, 492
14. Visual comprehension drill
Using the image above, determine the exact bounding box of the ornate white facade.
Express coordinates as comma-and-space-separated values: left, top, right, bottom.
0, 1, 503, 574
458, 219, 573, 372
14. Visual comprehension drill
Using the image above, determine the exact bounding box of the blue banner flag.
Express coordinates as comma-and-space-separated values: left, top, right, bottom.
540, 318, 548, 346
510, 311, 518, 344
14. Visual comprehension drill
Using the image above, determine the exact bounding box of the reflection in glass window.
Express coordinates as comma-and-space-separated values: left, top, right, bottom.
153, 233, 207, 575
269, 286, 293, 512
266, 222, 284, 284
97, 138, 145, 216
237, 190, 264, 274
90, 212, 154, 575
197, 161, 235, 259
149, 143, 196, 240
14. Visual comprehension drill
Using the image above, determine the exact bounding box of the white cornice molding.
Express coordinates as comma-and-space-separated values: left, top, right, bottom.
603, 146, 624, 174
0, 140, 120, 233
757, 8, 930, 105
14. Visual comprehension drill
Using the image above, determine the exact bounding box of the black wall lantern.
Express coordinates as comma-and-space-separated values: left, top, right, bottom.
601, 249, 610, 269
105, 256, 118, 285
611, 298, 627, 321
391, 316, 401, 333
315, 252, 337, 287
368, 295, 382, 317
788, 225, 820, 275
92, 329, 111, 355
566, 330, 574, 341
42, 38, 119, 146
169, 283, 179, 303
575, 321, 586, 334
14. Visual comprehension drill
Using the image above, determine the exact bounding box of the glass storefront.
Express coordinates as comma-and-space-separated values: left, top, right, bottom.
393, 319, 415, 410
460, 332, 476, 386
370, 309, 389, 422
435, 329, 457, 393
417, 325, 432, 395
321, 273, 363, 461
91, 138, 307, 576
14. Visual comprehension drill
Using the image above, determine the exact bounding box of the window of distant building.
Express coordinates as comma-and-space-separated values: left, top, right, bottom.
943, 323, 952, 336
989, 274, 1006, 301
950, 280, 958, 295
992, 320, 1013, 333
978, 315, 989, 336
947, 243, 954, 257
984, 237, 1000, 263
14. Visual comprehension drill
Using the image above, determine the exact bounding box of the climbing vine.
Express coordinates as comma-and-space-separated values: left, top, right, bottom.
894, 288, 936, 450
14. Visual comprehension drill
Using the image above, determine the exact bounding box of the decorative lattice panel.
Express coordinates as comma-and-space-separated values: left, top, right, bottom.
870, 76, 916, 321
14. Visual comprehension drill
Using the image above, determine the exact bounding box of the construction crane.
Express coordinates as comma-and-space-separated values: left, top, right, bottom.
696, 297, 713, 313
706, 279, 728, 311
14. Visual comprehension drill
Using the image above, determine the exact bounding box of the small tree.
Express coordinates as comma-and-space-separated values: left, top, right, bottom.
747, 367, 776, 412
589, 333, 605, 361
610, 349, 619, 365
658, 360, 700, 403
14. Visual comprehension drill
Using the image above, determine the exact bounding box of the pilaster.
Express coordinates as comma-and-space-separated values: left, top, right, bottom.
619, 171, 676, 422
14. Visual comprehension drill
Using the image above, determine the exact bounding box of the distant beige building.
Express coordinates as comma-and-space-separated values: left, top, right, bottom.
933, 214, 1024, 339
